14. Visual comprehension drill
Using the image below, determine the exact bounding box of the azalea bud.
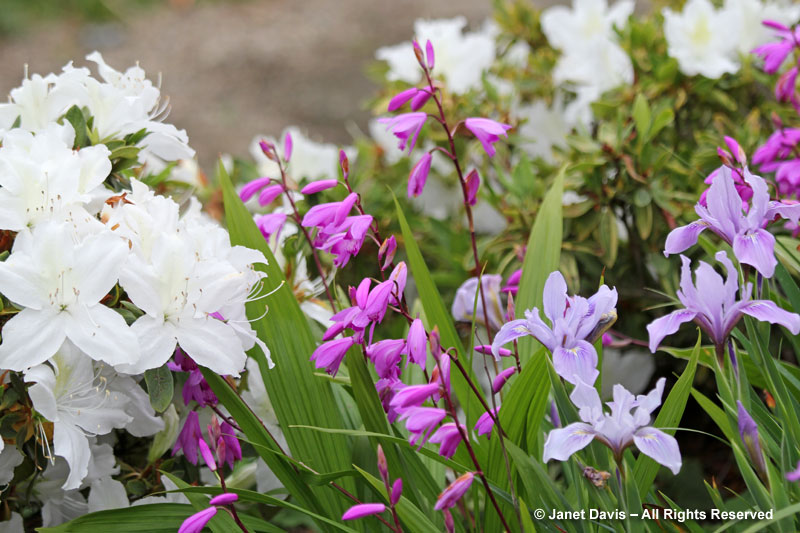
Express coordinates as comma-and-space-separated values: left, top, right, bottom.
425, 40, 435, 70
390, 478, 403, 506
283, 132, 293, 162
465, 169, 480, 206
377, 444, 388, 482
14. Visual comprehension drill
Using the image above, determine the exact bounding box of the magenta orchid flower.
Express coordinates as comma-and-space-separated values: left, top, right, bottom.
399, 406, 447, 447
647, 252, 800, 354
311, 336, 356, 376
173, 411, 203, 464
179, 507, 217, 533
543, 378, 682, 474
429, 422, 464, 458
434, 472, 474, 511
342, 503, 386, 521
379, 112, 427, 153
464, 118, 511, 158
408, 152, 432, 197
665, 166, 800, 277
491, 271, 618, 385
752, 21, 800, 74
475, 407, 499, 439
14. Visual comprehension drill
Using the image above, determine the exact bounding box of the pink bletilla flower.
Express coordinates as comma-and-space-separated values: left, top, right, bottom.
501, 269, 522, 295
239, 176, 272, 202
465, 169, 480, 206
647, 252, 800, 353
434, 472, 474, 511
257, 184, 284, 206
367, 339, 405, 379
399, 406, 447, 447
377, 377, 404, 423
475, 407, 499, 439
173, 411, 203, 464
210, 493, 239, 506
254, 213, 287, 242
464, 118, 511, 158
388, 262, 408, 306
179, 507, 217, 533
775, 67, 799, 103
492, 271, 618, 385
390, 479, 403, 506
405, 318, 427, 369
429, 422, 464, 458
665, 167, 800, 278
311, 336, 356, 376
379, 112, 427, 153
207, 420, 242, 470
342, 503, 386, 521
390, 382, 440, 412
752, 21, 799, 74
408, 153, 432, 197
198, 437, 217, 471
425, 39, 435, 70
543, 378, 682, 474
283, 131, 293, 162
169, 349, 218, 407
388, 87, 420, 111
787, 461, 800, 482
301, 179, 339, 194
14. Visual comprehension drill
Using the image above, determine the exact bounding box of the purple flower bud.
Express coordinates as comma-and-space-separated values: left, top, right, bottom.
389, 383, 440, 412
283, 132, 293, 162
339, 149, 350, 178
601, 332, 613, 347
549, 400, 561, 428
179, 507, 217, 533
425, 40, 435, 70
776, 67, 798, 102
475, 344, 511, 357
259, 140, 276, 159
408, 153, 432, 198
406, 318, 427, 369
377, 444, 388, 482
388, 88, 419, 112
410, 88, 432, 111
210, 493, 239, 506
412, 40, 425, 68
198, 438, 217, 471
724, 136, 746, 165
378, 235, 397, 271
492, 366, 517, 393
239, 177, 271, 202
474, 407, 499, 439
301, 179, 339, 194
434, 472, 474, 511
390, 479, 403, 506
356, 278, 371, 308
464, 118, 511, 158
428, 326, 441, 360
258, 184, 284, 206
216, 436, 227, 468
501, 269, 522, 294
342, 503, 386, 520
444, 509, 455, 533
465, 169, 480, 206
388, 262, 407, 306
738, 401, 767, 477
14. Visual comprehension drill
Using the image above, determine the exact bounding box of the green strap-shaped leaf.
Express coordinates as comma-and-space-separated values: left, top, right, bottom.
216, 161, 355, 526
633, 333, 701, 494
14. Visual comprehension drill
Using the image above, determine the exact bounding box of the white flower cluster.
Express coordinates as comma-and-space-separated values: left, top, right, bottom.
0, 53, 270, 498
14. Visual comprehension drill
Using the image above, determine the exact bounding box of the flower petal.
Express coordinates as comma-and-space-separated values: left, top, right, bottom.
738, 300, 800, 335
177, 317, 247, 377
65, 305, 140, 367
646, 309, 697, 353
733, 229, 777, 278
633, 427, 682, 475
54, 421, 91, 490
552, 340, 599, 385
0, 308, 66, 371
490, 319, 531, 359
664, 221, 707, 256
543, 422, 596, 462
542, 271, 568, 324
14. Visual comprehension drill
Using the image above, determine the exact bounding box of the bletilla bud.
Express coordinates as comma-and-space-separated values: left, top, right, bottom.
425, 39, 435, 70
377, 444, 388, 482
390, 479, 403, 506
283, 132, 293, 162
412, 40, 425, 68
429, 326, 441, 361
444, 510, 455, 533
259, 140, 277, 160
339, 149, 350, 178
506, 291, 515, 322
465, 169, 480, 206
198, 438, 217, 472
378, 235, 397, 271
717, 147, 734, 168
216, 436, 227, 468
723, 136, 746, 166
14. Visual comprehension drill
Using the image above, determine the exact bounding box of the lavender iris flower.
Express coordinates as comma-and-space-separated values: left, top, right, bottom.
491, 271, 617, 385
647, 251, 800, 357
543, 377, 682, 474
664, 166, 800, 278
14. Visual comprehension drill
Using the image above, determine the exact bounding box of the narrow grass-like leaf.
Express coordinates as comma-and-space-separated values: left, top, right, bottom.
634, 332, 701, 494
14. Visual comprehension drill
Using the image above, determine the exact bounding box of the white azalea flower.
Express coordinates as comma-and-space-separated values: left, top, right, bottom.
0, 513, 23, 533
515, 96, 571, 164
722, 0, 800, 54
0, 446, 24, 485
663, 0, 739, 78
0, 66, 89, 132
541, 0, 633, 51
0, 123, 111, 232
25, 344, 133, 490
552, 37, 633, 95
0, 222, 138, 371
376, 17, 496, 95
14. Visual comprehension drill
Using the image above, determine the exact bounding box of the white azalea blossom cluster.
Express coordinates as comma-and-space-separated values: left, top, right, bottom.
0, 53, 270, 514
663, 0, 800, 79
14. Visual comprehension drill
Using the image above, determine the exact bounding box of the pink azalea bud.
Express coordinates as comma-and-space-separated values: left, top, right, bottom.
492, 366, 517, 393
342, 503, 386, 521
465, 169, 480, 206
425, 40, 435, 70
283, 132, 293, 162
408, 153, 432, 198
301, 179, 339, 195
434, 472, 474, 511
258, 184, 284, 206
378, 235, 397, 271
209, 493, 239, 506
390, 479, 403, 506
388, 88, 419, 112
377, 444, 388, 482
